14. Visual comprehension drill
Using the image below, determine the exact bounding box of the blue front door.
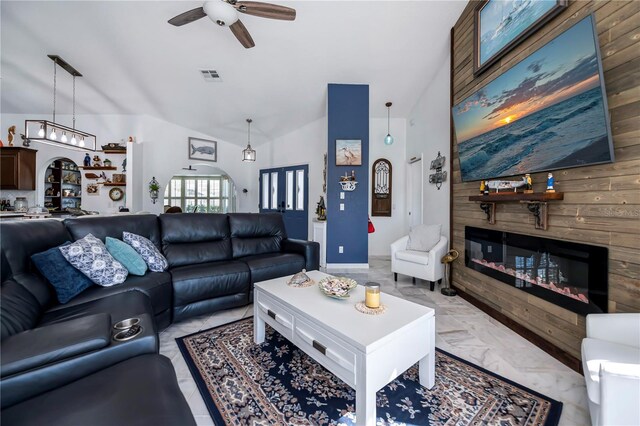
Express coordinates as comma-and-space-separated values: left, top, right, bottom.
259, 165, 308, 240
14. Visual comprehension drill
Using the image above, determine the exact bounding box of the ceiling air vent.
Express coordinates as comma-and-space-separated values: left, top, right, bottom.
200, 69, 222, 82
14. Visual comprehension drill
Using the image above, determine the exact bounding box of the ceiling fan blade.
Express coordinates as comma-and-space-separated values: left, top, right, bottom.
235, 1, 296, 21
168, 7, 207, 26
229, 20, 255, 48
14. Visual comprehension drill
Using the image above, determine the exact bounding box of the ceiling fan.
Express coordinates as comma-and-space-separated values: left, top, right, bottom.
168, 0, 296, 49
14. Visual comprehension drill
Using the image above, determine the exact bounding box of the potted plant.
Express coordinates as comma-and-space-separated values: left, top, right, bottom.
149, 177, 160, 204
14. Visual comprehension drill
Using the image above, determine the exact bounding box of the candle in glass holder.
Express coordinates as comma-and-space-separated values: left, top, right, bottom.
365, 282, 380, 309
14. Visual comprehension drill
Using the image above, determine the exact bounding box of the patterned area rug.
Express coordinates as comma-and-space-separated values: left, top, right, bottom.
177, 318, 562, 425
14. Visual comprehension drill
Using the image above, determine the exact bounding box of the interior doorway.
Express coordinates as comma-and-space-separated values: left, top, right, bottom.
259, 164, 308, 239
407, 156, 423, 230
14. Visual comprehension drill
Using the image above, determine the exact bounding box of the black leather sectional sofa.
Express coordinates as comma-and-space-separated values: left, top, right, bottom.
0, 213, 319, 425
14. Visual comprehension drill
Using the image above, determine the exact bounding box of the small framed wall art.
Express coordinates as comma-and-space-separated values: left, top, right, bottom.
474, 0, 567, 76
188, 137, 217, 162
335, 139, 362, 166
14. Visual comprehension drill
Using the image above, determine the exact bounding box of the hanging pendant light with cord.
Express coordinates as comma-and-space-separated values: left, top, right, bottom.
384, 102, 394, 145
242, 118, 256, 162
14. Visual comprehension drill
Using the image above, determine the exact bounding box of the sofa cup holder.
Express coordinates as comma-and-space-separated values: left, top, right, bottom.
113, 318, 141, 330
113, 324, 143, 342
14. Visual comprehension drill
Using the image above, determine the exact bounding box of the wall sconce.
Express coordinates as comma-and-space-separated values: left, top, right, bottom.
428, 151, 447, 190
149, 177, 160, 204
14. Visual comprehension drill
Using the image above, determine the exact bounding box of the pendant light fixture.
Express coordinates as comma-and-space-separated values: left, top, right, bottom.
384, 102, 394, 145
25, 55, 96, 151
242, 118, 256, 162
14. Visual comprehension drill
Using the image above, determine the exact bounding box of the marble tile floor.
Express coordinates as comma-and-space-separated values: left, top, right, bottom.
160, 256, 590, 426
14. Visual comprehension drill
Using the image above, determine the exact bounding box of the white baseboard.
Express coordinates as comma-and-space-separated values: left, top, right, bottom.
326, 263, 370, 269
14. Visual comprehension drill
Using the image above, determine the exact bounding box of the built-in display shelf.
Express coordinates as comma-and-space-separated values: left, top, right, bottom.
80, 166, 117, 170
468, 192, 564, 230
103, 183, 126, 187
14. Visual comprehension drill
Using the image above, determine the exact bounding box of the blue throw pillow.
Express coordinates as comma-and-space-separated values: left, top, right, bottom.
31, 242, 93, 304
105, 237, 147, 276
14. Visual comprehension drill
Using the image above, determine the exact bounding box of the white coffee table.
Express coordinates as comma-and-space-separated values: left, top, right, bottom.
253, 270, 435, 426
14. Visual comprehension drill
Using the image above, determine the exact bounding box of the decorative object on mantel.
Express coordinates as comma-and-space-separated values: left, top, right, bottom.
546, 173, 556, 193
83, 153, 91, 167
384, 102, 394, 145
474, 0, 567, 76
149, 177, 160, 204
524, 173, 533, 193
428, 151, 447, 190
486, 176, 527, 193
112, 174, 126, 184
103, 158, 112, 168
315, 196, 326, 221
242, 119, 256, 162
24, 55, 96, 151
189, 137, 217, 162
440, 249, 459, 296
469, 192, 564, 230
92, 155, 102, 167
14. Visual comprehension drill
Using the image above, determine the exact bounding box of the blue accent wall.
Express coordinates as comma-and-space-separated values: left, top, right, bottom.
327, 84, 369, 264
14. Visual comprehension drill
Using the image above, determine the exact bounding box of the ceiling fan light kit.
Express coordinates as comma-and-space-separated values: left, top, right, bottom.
25, 55, 97, 151
168, 0, 296, 49
203, 1, 239, 26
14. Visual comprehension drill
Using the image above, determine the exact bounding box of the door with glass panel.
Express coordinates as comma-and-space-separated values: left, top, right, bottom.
259, 165, 308, 239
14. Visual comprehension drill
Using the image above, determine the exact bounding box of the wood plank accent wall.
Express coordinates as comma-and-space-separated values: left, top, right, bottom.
450, 0, 640, 360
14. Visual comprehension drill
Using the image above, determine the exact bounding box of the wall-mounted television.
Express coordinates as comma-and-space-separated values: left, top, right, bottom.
453, 14, 614, 182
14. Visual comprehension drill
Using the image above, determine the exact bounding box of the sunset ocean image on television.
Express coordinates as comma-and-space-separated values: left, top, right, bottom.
453, 15, 613, 182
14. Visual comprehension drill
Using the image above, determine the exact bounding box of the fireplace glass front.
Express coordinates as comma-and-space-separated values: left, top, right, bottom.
465, 226, 608, 315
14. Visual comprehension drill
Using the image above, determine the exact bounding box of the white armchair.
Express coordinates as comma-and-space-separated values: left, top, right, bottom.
581, 313, 640, 426
390, 234, 448, 291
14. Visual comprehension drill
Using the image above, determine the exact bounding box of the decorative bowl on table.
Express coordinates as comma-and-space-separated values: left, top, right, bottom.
318, 276, 357, 299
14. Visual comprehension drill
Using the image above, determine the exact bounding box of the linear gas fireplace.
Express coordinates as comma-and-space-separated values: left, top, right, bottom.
465, 226, 608, 316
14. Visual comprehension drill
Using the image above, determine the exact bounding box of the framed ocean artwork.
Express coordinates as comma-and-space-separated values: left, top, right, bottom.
453, 15, 614, 182
474, 0, 567, 75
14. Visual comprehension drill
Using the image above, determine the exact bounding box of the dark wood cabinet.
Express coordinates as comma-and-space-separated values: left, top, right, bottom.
0, 147, 37, 190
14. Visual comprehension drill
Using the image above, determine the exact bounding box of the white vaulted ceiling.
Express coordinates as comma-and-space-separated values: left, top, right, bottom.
1, 1, 466, 145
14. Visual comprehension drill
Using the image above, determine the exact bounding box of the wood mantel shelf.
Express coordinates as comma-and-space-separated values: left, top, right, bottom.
468, 192, 564, 230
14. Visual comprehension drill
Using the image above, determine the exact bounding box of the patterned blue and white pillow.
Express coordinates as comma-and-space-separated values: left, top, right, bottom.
122, 232, 168, 272
59, 234, 128, 287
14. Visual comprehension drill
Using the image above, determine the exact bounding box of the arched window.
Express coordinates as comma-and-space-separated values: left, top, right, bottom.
164, 175, 235, 213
